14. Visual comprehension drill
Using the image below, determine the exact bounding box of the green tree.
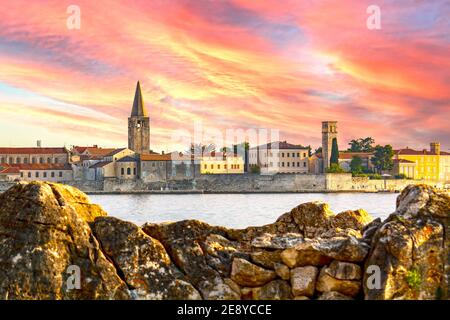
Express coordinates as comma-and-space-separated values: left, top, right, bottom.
350, 156, 363, 175
330, 138, 339, 165
314, 147, 322, 155
326, 163, 346, 173
348, 137, 375, 152
371, 145, 394, 173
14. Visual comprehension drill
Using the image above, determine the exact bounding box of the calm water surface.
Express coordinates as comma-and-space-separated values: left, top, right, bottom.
90, 193, 398, 228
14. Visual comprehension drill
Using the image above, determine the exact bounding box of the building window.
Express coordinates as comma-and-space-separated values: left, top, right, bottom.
121, 168, 124, 175
286, 153, 290, 157
36, 172, 39, 178
127, 168, 131, 175
282, 162, 285, 167
28, 172, 31, 178
282, 153, 285, 157
218, 164, 221, 169
211, 164, 214, 169
297, 162, 300, 167
0, 157, 4, 163
287, 162, 290, 167
304, 162, 307, 167
297, 153, 300, 157
133, 168, 136, 175
224, 164, 227, 169
59, 172, 63, 177
20, 172, 23, 178
9, 157, 13, 164
39, 157, 44, 164
32, 157, 36, 164
237, 165, 240, 169
204, 164, 207, 169
43, 172, 47, 178
47, 158, 51, 163
303, 153, 307, 157
51, 172, 55, 178
54, 158, 59, 164
24, 158, 28, 164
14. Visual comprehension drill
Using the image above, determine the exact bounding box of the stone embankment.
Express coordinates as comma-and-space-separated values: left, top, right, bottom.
0, 182, 448, 300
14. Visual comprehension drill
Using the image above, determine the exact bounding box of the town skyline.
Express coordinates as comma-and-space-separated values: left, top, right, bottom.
0, 1, 449, 152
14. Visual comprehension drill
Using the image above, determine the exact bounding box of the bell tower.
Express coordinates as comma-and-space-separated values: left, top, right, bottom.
322, 121, 337, 172
128, 81, 150, 154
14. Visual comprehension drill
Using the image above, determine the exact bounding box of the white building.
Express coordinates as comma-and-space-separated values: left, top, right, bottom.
249, 141, 309, 174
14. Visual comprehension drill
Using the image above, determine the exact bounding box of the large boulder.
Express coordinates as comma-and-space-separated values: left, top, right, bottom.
331, 209, 373, 232
316, 266, 361, 297
93, 217, 201, 299
364, 185, 449, 300
230, 258, 277, 287
0, 182, 129, 299
142, 220, 241, 299
291, 202, 334, 238
290, 266, 319, 297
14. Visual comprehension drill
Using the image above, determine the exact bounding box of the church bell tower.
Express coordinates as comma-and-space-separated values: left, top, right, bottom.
128, 81, 150, 154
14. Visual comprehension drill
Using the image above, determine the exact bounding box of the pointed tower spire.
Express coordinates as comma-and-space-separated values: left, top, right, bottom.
131, 81, 147, 116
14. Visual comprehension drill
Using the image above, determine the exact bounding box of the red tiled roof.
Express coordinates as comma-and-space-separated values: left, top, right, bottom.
75, 146, 117, 157
338, 152, 373, 160
0, 147, 67, 155
0, 165, 20, 174
3, 163, 72, 171
395, 148, 450, 156
73, 146, 88, 154
140, 154, 172, 161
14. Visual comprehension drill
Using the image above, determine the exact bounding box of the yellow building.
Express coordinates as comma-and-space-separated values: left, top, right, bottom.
200, 152, 244, 174
394, 142, 450, 181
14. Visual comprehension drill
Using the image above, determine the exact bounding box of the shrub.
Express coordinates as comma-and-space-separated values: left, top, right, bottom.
250, 165, 260, 174
406, 268, 422, 290
326, 163, 346, 173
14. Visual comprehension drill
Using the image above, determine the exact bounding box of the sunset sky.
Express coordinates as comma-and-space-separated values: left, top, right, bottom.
0, 0, 449, 153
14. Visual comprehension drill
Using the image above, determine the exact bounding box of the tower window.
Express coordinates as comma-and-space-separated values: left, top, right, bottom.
127, 168, 131, 175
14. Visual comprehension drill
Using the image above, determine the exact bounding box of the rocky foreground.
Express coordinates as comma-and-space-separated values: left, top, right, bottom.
0, 182, 448, 300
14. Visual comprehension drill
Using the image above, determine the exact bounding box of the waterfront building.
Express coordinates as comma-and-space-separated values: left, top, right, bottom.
393, 142, 450, 181
200, 152, 244, 174
0, 146, 70, 165
392, 159, 416, 178
249, 141, 309, 174
12, 163, 73, 182
85, 148, 137, 181
140, 153, 172, 182
140, 152, 199, 182
128, 81, 150, 154
0, 165, 20, 181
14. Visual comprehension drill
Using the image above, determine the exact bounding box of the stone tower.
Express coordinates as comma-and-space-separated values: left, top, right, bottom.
322, 121, 338, 172
128, 81, 150, 154
430, 142, 440, 155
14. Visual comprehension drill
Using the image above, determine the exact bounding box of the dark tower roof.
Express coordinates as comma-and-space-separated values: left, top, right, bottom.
130, 81, 148, 117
